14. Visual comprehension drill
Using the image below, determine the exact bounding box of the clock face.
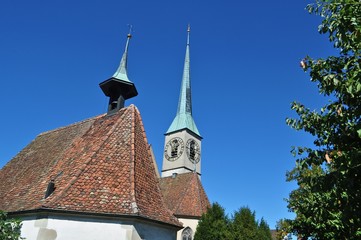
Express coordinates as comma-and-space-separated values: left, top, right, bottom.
164, 137, 184, 161
186, 139, 200, 163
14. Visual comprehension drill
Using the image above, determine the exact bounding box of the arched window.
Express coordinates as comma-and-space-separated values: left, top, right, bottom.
182, 227, 193, 240
171, 139, 179, 157
189, 140, 195, 160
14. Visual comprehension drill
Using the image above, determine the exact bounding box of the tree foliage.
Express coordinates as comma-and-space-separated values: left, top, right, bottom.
194, 204, 272, 240
194, 202, 231, 240
258, 218, 273, 240
275, 219, 292, 240
0, 211, 23, 240
286, 0, 361, 239
231, 207, 258, 240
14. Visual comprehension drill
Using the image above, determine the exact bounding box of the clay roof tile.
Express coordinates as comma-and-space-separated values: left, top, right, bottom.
0, 105, 181, 227
159, 172, 210, 218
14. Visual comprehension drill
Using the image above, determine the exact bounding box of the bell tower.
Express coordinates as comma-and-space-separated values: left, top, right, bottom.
161, 26, 202, 178
99, 27, 138, 114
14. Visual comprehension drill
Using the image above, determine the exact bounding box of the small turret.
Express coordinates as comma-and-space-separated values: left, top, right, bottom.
99, 27, 138, 114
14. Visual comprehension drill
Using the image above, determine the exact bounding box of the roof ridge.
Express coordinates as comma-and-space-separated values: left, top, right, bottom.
134, 107, 181, 222
129, 105, 137, 213
44, 108, 131, 207
131, 107, 182, 226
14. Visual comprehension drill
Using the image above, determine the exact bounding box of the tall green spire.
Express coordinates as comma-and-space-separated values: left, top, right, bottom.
166, 25, 201, 137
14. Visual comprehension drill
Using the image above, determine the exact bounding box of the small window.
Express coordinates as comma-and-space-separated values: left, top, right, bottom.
45, 180, 55, 198
182, 227, 193, 240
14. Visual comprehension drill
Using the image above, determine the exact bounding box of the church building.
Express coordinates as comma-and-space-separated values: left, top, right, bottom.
0, 26, 209, 240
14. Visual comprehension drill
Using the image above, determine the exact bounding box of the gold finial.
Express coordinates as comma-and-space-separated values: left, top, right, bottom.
127, 24, 133, 38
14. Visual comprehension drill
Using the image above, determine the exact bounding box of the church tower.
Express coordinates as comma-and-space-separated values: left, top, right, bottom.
99, 28, 138, 114
161, 26, 202, 178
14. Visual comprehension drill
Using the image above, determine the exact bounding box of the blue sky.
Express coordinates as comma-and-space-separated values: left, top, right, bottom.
0, 0, 336, 229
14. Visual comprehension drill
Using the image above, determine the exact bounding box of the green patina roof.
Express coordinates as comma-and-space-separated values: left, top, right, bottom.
112, 32, 133, 83
166, 26, 201, 137
167, 112, 200, 136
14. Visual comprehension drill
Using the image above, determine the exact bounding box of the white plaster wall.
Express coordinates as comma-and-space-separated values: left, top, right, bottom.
21, 217, 141, 240
177, 218, 199, 240
20, 215, 177, 240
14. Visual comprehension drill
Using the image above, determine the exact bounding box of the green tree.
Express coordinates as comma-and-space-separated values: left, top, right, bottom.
0, 211, 23, 240
194, 202, 231, 240
257, 218, 272, 240
230, 207, 272, 240
275, 219, 292, 240
194, 204, 272, 240
231, 207, 258, 240
286, 0, 361, 239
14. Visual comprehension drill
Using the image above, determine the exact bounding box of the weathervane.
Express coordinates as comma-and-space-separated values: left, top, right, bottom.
127, 24, 133, 38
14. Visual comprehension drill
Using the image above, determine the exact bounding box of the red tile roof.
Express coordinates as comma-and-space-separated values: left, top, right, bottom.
0, 105, 181, 227
159, 172, 210, 218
